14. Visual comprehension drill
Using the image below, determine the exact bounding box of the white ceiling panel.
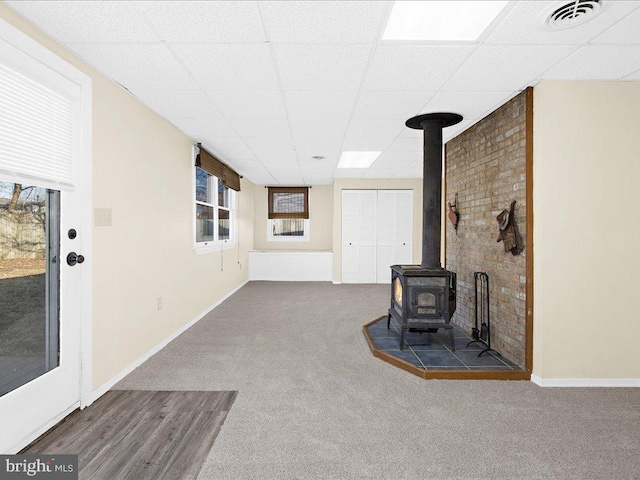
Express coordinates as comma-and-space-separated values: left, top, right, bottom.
137, 1, 266, 43
345, 118, 406, 139
171, 118, 237, 138
353, 90, 436, 119
444, 45, 578, 91
6, 1, 159, 43
171, 44, 279, 90
284, 90, 359, 119
228, 118, 290, 138
290, 118, 350, 139
363, 169, 402, 179
243, 137, 294, 152
333, 168, 366, 179
275, 44, 372, 90
543, 45, 640, 80
206, 90, 286, 119
294, 138, 344, 153
625, 69, 640, 80
130, 90, 223, 120
592, 6, 640, 44
394, 160, 423, 178
371, 151, 421, 168
421, 90, 516, 124
341, 137, 396, 151
198, 137, 256, 161
485, 1, 640, 45
363, 45, 475, 91
298, 152, 341, 169
302, 176, 333, 186
260, 1, 390, 43
69, 43, 197, 90
387, 137, 422, 152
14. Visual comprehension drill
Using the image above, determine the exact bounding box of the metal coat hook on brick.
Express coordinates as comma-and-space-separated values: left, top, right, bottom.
448, 192, 460, 234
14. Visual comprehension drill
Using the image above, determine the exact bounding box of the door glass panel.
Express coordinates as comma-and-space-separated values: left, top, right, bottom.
0, 181, 59, 397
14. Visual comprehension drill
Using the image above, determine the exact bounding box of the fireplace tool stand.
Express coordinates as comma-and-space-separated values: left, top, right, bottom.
466, 272, 501, 358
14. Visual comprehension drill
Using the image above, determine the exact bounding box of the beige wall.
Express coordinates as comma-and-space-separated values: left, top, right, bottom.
332, 178, 423, 283
0, 5, 255, 390
533, 81, 640, 380
253, 184, 333, 251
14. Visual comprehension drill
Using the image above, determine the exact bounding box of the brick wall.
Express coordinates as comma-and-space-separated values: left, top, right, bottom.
445, 91, 528, 367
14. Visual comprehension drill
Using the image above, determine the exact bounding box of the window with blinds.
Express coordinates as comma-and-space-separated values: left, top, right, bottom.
267, 187, 310, 241
0, 48, 80, 191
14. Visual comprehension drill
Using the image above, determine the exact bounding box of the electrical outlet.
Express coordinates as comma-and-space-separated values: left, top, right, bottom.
157, 297, 163, 311
94, 208, 112, 227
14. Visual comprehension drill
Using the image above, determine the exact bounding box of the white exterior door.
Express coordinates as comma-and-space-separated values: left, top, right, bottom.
342, 190, 413, 284
0, 19, 91, 453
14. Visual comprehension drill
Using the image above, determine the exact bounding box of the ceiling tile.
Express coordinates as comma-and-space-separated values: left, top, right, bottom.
363, 169, 401, 179
543, 45, 640, 80
206, 90, 286, 119
294, 138, 344, 153
228, 118, 290, 138
387, 137, 422, 152
486, 1, 640, 45
284, 90, 359, 119
302, 175, 333, 186
243, 137, 294, 152
363, 45, 474, 91
172, 44, 278, 90
260, 1, 389, 43
5, 1, 159, 43
421, 90, 516, 125
130, 90, 223, 119
171, 118, 237, 138
625, 69, 640, 80
345, 118, 407, 139
299, 152, 341, 169
353, 90, 436, 119
371, 151, 420, 168
342, 137, 396, 151
394, 160, 423, 178
137, 1, 266, 42
333, 168, 366, 179
275, 44, 372, 90
69, 43, 197, 90
198, 136, 256, 160
290, 118, 350, 139
443, 45, 578, 91
592, 6, 640, 44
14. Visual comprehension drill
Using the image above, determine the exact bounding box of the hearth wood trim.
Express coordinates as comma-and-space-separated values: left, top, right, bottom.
525, 86, 534, 374
363, 317, 531, 381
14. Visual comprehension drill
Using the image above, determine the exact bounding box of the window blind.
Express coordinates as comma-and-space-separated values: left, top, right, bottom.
268, 187, 309, 219
195, 145, 241, 192
0, 57, 78, 191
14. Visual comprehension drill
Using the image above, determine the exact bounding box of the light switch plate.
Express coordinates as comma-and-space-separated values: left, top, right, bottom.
94, 208, 112, 227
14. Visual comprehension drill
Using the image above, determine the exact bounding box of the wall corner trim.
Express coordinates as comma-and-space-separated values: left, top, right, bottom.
531, 374, 640, 387
90, 279, 249, 404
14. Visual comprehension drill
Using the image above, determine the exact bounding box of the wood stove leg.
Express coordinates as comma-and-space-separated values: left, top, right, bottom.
400, 329, 405, 350
448, 328, 456, 352
387, 314, 391, 329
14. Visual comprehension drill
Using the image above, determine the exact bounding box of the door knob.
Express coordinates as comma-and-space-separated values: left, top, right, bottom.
67, 252, 85, 266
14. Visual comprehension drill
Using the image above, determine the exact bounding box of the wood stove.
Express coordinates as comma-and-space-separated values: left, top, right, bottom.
387, 113, 463, 350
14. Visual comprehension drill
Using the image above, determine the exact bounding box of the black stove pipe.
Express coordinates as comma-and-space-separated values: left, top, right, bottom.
405, 113, 463, 270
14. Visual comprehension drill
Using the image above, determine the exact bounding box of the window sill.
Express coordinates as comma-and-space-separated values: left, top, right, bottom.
266, 237, 310, 243
194, 241, 236, 255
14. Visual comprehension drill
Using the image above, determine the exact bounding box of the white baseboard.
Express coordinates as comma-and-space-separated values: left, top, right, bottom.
531, 374, 640, 387
91, 279, 249, 403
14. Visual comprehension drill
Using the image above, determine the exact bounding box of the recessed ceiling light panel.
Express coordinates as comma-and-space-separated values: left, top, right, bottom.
337, 151, 381, 169
383, 1, 509, 41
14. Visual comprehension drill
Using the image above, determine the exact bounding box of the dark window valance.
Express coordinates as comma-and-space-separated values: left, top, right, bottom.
268, 187, 309, 219
195, 145, 241, 192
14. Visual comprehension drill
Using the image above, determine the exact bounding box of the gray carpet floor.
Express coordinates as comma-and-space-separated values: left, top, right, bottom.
116, 282, 640, 480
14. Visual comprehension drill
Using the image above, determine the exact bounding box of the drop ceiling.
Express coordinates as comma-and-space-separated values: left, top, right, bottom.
6, 1, 640, 185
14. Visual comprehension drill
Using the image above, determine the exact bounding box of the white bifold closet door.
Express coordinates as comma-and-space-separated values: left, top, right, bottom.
341, 190, 413, 284
376, 190, 413, 283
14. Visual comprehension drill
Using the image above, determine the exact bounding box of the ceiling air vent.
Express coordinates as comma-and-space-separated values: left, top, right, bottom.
546, 0, 603, 29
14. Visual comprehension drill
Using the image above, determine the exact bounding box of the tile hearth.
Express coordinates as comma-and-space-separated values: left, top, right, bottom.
366, 317, 522, 371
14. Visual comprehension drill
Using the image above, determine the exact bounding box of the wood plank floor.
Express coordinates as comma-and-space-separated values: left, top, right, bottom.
23, 390, 237, 480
